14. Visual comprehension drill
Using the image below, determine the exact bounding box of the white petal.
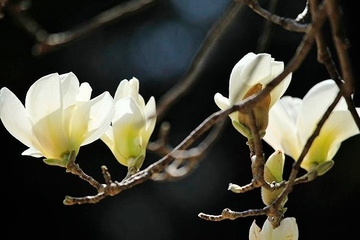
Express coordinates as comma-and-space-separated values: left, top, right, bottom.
77, 82, 92, 102
26, 75, 67, 158
269, 72, 292, 107
269, 60, 285, 80
100, 127, 115, 152
129, 78, 145, 106
112, 97, 144, 158
114, 79, 129, 101
143, 96, 157, 143
271, 217, 299, 240
229, 53, 273, 104
59, 72, 80, 108
31, 108, 67, 158
0, 88, 35, 149
302, 109, 360, 169
264, 97, 302, 160
214, 93, 231, 110
76, 91, 114, 146
22, 147, 43, 157
229, 52, 257, 103
114, 78, 141, 102
25, 73, 62, 123
249, 220, 261, 240
259, 219, 273, 238
298, 80, 340, 140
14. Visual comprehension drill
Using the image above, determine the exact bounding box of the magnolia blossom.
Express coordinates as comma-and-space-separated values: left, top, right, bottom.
249, 217, 299, 240
261, 150, 287, 208
263, 79, 360, 173
214, 52, 292, 139
0, 72, 114, 167
101, 77, 156, 174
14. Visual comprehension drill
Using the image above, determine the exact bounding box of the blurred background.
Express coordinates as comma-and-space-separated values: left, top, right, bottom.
1, 0, 359, 239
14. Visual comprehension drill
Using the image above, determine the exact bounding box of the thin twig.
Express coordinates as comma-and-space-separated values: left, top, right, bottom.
239, 0, 309, 32
199, 208, 266, 221
152, 119, 227, 181
156, 1, 246, 120
6, 0, 158, 56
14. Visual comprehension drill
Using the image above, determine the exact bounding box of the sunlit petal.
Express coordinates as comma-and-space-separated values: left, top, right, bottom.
72, 91, 114, 147
25, 73, 62, 123
77, 82, 92, 102
298, 80, 339, 138
264, 97, 301, 160
249, 220, 261, 240
215, 52, 292, 140
143, 96, 157, 142
59, 72, 80, 107
112, 97, 144, 161
270, 218, 299, 240
214, 93, 231, 110
0, 88, 35, 148
269, 72, 292, 107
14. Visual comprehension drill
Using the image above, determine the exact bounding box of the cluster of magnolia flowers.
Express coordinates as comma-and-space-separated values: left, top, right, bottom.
1, 52, 359, 240
0, 72, 157, 175
214, 52, 360, 239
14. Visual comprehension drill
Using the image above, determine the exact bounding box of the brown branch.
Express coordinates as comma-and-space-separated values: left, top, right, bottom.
63, 107, 233, 205
6, 0, 158, 56
255, 0, 279, 52
199, 1, 331, 225
238, 0, 309, 32
155, 1, 246, 121
198, 208, 266, 221
62, 0, 328, 203
151, 120, 227, 181
275, 91, 342, 212
309, 0, 360, 129
325, 0, 360, 129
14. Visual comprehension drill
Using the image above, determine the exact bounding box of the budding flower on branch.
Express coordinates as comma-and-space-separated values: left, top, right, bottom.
0, 72, 114, 167
249, 217, 299, 240
263, 80, 360, 173
101, 77, 156, 176
214, 52, 292, 140
261, 150, 287, 209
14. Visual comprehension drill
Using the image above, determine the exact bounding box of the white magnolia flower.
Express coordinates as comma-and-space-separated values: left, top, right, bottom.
261, 150, 287, 208
249, 217, 299, 240
263, 79, 360, 173
0, 72, 114, 167
214, 52, 292, 139
101, 77, 156, 174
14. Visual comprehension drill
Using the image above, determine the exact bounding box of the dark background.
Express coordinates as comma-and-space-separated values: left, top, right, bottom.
1, 0, 359, 239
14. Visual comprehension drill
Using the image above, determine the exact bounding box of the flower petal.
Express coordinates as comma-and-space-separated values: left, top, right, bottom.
229, 53, 273, 104
73, 91, 114, 147
270, 217, 299, 240
249, 220, 261, 240
269, 72, 292, 108
264, 96, 302, 160
59, 72, 81, 108
143, 96, 157, 143
25, 73, 62, 123
0, 88, 35, 148
214, 93, 231, 110
25, 74, 68, 158
77, 82, 92, 102
298, 80, 340, 141
301, 109, 360, 170
112, 97, 144, 162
